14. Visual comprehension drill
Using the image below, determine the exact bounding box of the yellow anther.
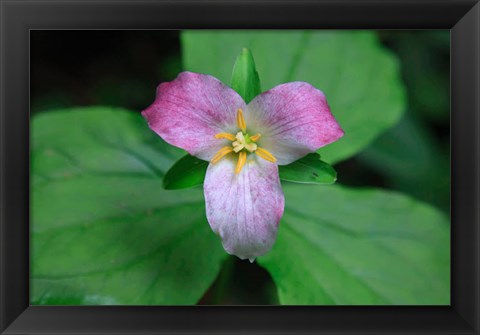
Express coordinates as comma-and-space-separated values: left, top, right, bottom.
236, 108, 247, 132
255, 147, 277, 163
214, 132, 236, 141
211, 146, 233, 164
233, 145, 243, 153
232, 132, 245, 152
250, 134, 261, 142
245, 143, 257, 152
235, 131, 246, 142
235, 151, 247, 174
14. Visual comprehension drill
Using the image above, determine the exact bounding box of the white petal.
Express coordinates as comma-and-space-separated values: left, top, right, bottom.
203, 155, 284, 260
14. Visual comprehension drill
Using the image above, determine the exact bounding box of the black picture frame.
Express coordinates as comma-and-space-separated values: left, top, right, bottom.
1, 0, 479, 334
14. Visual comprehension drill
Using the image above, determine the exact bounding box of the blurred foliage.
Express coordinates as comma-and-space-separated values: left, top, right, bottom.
30, 30, 450, 305
358, 31, 450, 211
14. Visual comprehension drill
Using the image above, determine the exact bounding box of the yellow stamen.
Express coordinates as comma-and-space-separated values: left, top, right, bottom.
255, 147, 277, 163
235, 151, 247, 174
211, 146, 233, 164
236, 108, 247, 132
211, 108, 276, 173
214, 132, 236, 141
250, 134, 261, 142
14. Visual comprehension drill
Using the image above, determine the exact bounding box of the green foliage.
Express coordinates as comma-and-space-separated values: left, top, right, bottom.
163, 154, 208, 190
258, 185, 450, 305
358, 115, 450, 210
31, 108, 228, 305
164, 153, 336, 190
279, 153, 336, 184
182, 30, 406, 164
32, 108, 450, 306
230, 48, 262, 103
384, 31, 450, 121
359, 31, 450, 211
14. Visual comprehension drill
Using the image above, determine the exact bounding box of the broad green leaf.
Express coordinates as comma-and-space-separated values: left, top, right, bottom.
182, 31, 406, 164
279, 153, 336, 184
163, 154, 208, 190
230, 48, 261, 103
258, 185, 450, 305
31, 107, 227, 305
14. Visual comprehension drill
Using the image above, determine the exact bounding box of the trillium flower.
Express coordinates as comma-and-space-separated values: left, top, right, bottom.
142, 72, 344, 261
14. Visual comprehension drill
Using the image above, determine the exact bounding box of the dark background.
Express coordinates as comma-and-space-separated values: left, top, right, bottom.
31, 30, 450, 304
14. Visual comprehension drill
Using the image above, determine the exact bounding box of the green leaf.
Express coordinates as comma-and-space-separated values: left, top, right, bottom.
279, 153, 336, 184
31, 107, 228, 305
181, 31, 406, 164
164, 153, 336, 189
258, 184, 450, 305
163, 154, 208, 190
230, 48, 261, 103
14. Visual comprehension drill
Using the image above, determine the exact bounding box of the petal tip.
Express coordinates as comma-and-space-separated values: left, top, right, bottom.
222, 242, 272, 263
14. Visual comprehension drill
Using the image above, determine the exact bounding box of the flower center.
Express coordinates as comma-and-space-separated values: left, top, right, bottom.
212, 108, 277, 174
233, 132, 257, 153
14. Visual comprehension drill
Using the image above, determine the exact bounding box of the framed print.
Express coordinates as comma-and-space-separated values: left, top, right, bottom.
1, 0, 479, 334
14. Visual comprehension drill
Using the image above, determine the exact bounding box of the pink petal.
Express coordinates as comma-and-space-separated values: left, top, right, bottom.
142, 72, 246, 161
204, 155, 284, 261
246, 82, 344, 165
